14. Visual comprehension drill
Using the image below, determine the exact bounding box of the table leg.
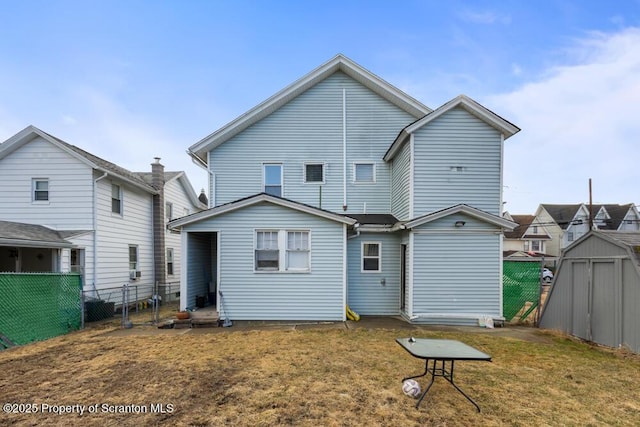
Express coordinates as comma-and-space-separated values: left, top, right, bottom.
443, 360, 482, 412
405, 359, 483, 412
401, 358, 430, 382
415, 359, 436, 409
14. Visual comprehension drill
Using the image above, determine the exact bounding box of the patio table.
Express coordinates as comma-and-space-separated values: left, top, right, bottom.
396, 337, 491, 412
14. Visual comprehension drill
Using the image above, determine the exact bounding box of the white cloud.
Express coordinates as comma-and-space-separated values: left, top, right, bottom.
490, 27, 640, 213
459, 10, 511, 25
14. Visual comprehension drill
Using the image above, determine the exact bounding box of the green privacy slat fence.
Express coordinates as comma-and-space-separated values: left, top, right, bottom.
503, 261, 542, 322
0, 273, 81, 346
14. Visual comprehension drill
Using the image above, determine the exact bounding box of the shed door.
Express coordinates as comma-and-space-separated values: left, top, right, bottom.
590, 261, 618, 347
571, 261, 589, 340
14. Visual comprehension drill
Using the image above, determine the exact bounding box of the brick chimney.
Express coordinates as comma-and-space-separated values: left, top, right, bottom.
151, 157, 166, 295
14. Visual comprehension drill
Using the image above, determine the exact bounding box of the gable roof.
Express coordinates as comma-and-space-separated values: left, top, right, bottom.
592, 204, 636, 230
504, 215, 551, 239
384, 94, 520, 161
188, 54, 432, 165
0, 126, 157, 194
404, 204, 517, 230
0, 220, 80, 248
539, 204, 587, 230
168, 193, 357, 228
570, 230, 640, 265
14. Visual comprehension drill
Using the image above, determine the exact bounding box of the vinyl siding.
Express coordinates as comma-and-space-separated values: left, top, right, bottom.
164, 177, 204, 284
411, 216, 502, 325
0, 136, 94, 229
183, 202, 345, 320
209, 71, 415, 214
390, 140, 411, 220
186, 232, 212, 309
413, 108, 502, 216
94, 177, 154, 291
347, 232, 401, 315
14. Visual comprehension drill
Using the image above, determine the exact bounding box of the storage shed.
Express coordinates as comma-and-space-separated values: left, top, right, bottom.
539, 230, 640, 353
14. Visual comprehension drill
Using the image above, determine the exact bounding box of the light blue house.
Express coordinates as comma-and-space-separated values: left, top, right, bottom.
169, 55, 519, 325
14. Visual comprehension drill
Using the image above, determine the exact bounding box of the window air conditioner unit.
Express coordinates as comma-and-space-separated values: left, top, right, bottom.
130, 270, 141, 280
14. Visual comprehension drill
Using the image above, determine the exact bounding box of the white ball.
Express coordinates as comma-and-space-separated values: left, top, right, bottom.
402, 379, 421, 398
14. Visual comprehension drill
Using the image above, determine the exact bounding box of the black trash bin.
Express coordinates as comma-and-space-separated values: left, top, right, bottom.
196, 295, 205, 308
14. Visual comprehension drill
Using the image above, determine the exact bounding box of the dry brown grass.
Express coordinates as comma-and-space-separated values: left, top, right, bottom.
1, 323, 639, 426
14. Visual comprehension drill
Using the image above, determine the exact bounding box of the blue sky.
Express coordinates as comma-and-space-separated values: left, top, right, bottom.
1, 1, 639, 214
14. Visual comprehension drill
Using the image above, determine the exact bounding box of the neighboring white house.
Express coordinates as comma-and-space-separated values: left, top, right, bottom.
502, 212, 553, 261
0, 126, 206, 295
170, 54, 519, 325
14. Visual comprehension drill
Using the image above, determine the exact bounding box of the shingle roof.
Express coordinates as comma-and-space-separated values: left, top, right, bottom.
346, 214, 398, 226
42, 131, 156, 193
593, 204, 634, 230
504, 214, 551, 239
136, 171, 183, 188
0, 220, 81, 248
541, 204, 584, 229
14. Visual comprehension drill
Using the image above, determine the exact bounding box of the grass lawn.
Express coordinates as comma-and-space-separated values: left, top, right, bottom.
1, 321, 639, 426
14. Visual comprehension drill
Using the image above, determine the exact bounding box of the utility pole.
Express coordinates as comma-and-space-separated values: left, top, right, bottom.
589, 178, 594, 230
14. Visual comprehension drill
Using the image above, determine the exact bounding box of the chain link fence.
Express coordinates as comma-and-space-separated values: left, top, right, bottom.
0, 273, 81, 347
503, 261, 544, 323
82, 281, 181, 326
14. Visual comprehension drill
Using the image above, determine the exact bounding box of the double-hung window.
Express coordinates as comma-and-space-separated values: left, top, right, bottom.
362, 242, 381, 272
255, 231, 279, 270
263, 163, 282, 197
129, 245, 139, 271
112, 184, 122, 214
286, 231, 310, 271
166, 248, 174, 275
166, 202, 173, 221
255, 230, 310, 272
33, 178, 49, 201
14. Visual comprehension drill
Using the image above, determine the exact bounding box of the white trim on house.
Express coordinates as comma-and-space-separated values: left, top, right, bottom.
361, 241, 382, 273
405, 204, 517, 230
168, 193, 358, 229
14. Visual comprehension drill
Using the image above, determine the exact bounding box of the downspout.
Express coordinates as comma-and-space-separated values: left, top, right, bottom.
93, 171, 108, 294
342, 88, 347, 211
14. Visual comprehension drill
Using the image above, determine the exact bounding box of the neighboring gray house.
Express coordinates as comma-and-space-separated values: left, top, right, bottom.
170, 54, 518, 325
0, 126, 206, 293
534, 203, 640, 258
539, 230, 640, 353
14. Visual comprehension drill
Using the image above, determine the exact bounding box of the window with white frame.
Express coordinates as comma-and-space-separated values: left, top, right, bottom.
531, 240, 541, 251
255, 231, 279, 270
166, 202, 173, 221
524, 241, 530, 251
33, 178, 49, 201
112, 184, 122, 214
129, 245, 138, 271
255, 230, 310, 272
568, 232, 574, 242
362, 242, 381, 272
166, 248, 174, 275
286, 231, 310, 271
354, 162, 375, 183
304, 163, 324, 184
263, 163, 282, 197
